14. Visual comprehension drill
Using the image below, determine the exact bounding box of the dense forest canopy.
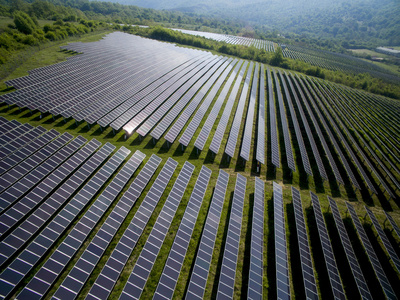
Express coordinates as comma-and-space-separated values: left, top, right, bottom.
103, 0, 400, 48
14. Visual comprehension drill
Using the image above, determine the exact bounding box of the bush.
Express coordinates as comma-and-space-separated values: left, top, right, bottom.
45, 31, 57, 41
14, 11, 36, 34
22, 35, 38, 45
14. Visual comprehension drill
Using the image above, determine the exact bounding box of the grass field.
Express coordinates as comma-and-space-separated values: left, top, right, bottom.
0, 31, 399, 299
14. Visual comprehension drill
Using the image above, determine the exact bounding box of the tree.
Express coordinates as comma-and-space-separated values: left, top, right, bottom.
270, 46, 284, 66
14, 11, 36, 35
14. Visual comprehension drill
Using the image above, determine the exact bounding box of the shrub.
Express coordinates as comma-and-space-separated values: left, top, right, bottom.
14, 11, 36, 34
45, 31, 57, 41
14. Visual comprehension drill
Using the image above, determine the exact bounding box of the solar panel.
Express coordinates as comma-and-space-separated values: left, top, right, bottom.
0, 132, 74, 205
328, 197, 372, 300
268, 68, 280, 168
310, 192, 346, 299
365, 206, 400, 273
209, 61, 248, 155
225, 62, 254, 158
311, 79, 378, 195
193, 60, 242, 151
0, 120, 22, 139
54, 153, 160, 300
0, 136, 90, 237
19, 147, 139, 299
287, 74, 327, 180
122, 56, 220, 135
255, 65, 266, 164
99, 54, 209, 129
347, 203, 396, 300
315, 79, 395, 198
216, 174, 247, 299
122, 163, 208, 300
247, 178, 265, 300
0, 141, 113, 299
279, 71, 312, 175
385, 211, 400, 240
173, 59, 234, 146
185, 170, 230, 299
291, 187, 318, 300
139, 57, 229, 138
0, 123, 33, 148
0, 126, 47, 160
273, 69, 295, 172
0, 129, 59, 175
153, 165, 213, 300
240, 63, 259, 161
273, 182, 291, 300
86, 157, 177, 300
294, 75, 343, 185
301, 76, 358, 188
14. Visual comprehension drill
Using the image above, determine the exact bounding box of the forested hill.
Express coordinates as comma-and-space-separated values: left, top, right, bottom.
106, 0, 400, 48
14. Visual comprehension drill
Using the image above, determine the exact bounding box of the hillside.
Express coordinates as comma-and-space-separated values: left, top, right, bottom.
108, 0, 400, 48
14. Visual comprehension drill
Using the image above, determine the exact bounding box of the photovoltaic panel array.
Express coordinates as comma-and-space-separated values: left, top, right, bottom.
0, 133, 78, 213
240, 63, 259, 161
365, 206, 400, 273
247, 177, 264, 300
316, 79, 395, 198
294, 75, 343, 185
178, 59, 236, 147
98, 54, 209, 129
310, 192, 346, 300
0, 128, 59, 175
347, 202, 396, 300
1, 33, 221, 132
292, 187, 319, 300
268, 68, 280, 168
86, 157, 177, 300
153, 165, 212, 300
256, 64, 266, 165
0, 141, 113, 299
0, 135, 91, 237
301, 76, 357, 189
138, 57, 229, 138
0, 125, 46, 160
273, 182, 291, 300
186, 170, 230, 299
194, 60, 242, 151
121, 163, 209, 300
225, 62, 253, 158
288, 74, 328, 181
273, 69, 295, 172
150, 57, 232, 141
209, 61, 248, 155
328, 197, 372, 300
53, 150, 145, 300
279, 70, 312, 176
0, 122, 33, 148
165, 58, 230, 144
17, 146, 130, 299
0, 131, 73, 194
385, 211, 400, 240
216, 174, 247, 299
123, 56, 222, 135
307, 80, 361, 190
0, 119, 21, 137
311, 79, 378, 195
55, 152, 159, 300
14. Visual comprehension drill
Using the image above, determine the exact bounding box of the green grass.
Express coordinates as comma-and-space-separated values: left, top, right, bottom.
0, 32, 399, 299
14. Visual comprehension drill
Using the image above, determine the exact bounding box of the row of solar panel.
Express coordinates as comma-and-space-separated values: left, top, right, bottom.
1, 33, 398, 200
0, 121, 399, 299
